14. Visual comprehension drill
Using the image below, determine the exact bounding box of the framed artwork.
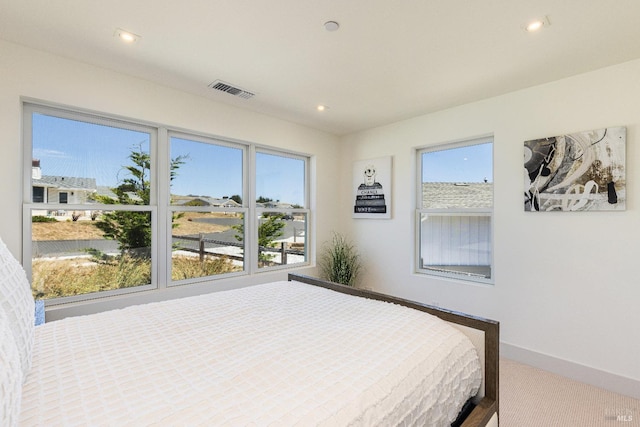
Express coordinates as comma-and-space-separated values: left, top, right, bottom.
524, 126, 626, 212
353, 156, 392, 219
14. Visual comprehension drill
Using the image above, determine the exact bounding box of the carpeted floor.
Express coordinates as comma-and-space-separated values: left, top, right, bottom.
500, 358, 640, 426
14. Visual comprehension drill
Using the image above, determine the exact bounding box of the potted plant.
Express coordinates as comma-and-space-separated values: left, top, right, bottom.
319, 232, 362, 287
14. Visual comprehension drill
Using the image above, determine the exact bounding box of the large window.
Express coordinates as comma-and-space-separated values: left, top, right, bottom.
24, 106, 155, 303
416, 137, 493, 283
168, 133, 245, 281
23, 103, 310, 304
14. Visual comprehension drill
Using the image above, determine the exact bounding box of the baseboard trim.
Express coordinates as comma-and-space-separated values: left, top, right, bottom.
501, 342, 640, 400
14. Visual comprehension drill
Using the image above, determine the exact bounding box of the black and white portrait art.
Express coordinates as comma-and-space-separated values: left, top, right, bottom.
353, 156, 392, 219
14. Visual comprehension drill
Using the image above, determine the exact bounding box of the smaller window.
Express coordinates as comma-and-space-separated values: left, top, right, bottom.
416, 138, 493, 283
33, 187, 44, 203
256, 211, 308, 268
255, 151, 308, 270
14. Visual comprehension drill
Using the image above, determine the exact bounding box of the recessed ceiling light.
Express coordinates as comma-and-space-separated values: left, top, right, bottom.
324, 21, 340, 32
317, 105, 328, 112
115, 28, 140, 43
525, 20, 544, 31
524, 16, 550, 32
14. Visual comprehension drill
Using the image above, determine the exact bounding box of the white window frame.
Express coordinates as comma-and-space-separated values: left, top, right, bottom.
253, 147, 310, 272
165, 130, 249, 286
22, 101, 311, 305
23, 103, 159, 305
415, 136, 494, 285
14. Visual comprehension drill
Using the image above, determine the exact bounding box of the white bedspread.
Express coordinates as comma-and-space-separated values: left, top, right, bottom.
20, 280, 481, 426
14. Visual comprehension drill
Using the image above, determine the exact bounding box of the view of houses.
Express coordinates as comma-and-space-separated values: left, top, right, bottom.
31, 159, 295, 218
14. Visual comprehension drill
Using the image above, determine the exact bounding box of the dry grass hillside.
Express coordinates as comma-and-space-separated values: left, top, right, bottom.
32, 212, 230, 241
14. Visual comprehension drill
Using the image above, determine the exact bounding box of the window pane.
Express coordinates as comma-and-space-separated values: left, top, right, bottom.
31, 113, 151, 206
257, 212, 307, 268
171, 211, 244, 280
31, 209, 151, 299
418, 139, 493, 283
421, 143, 493, 209
419, 213, 491, 279
256, 152, 305, 207
169, 137, 243, 205
32, 187, 44, 203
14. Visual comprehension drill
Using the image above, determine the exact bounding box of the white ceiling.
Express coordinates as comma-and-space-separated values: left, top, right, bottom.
2, 1, 640, 136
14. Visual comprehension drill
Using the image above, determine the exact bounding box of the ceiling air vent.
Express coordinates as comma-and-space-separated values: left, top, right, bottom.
208, 80, 255, 100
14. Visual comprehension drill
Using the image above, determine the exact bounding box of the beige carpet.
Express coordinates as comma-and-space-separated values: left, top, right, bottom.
500, 358, 640, 426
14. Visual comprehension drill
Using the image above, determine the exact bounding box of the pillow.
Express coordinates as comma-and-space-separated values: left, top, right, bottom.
0, 308, 24, 427
0, 237, 35, 379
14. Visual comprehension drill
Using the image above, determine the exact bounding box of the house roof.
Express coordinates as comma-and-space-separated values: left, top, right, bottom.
94, 186, 144, 203
422, 182, 493, 209
33, 176, 97, 191
95, 186, 116, 199
171, 195, 242, 208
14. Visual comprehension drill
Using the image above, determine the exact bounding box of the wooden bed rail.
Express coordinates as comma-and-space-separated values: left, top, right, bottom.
288, 273, 499, 427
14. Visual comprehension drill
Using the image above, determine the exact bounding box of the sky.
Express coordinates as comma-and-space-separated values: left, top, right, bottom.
421, 142, 493, 183
32, 113, 306, 206
32, 113, 149, 188
32, 112, 489, 205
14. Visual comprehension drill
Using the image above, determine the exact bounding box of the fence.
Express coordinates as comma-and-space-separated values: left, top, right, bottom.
172, 234, 304, 265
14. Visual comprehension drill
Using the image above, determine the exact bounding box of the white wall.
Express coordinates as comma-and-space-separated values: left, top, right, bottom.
339, 59, 640, 396
0, 40, 337, 314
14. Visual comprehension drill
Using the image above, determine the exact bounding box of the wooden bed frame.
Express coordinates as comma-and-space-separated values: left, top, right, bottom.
288, 273, 499, 427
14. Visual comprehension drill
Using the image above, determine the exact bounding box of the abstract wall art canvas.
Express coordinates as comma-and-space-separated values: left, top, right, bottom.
524, 126, 626, 212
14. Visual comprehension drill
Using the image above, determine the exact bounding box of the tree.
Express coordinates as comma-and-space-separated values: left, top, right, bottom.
257, 214, 286, 251
256, 196, 272, 204
93, 143, 187, 258
232, 213, 286, 265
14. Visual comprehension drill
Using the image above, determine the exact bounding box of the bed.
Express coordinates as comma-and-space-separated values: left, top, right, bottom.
0, 238, 498, 426
287, 274, 499, 427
